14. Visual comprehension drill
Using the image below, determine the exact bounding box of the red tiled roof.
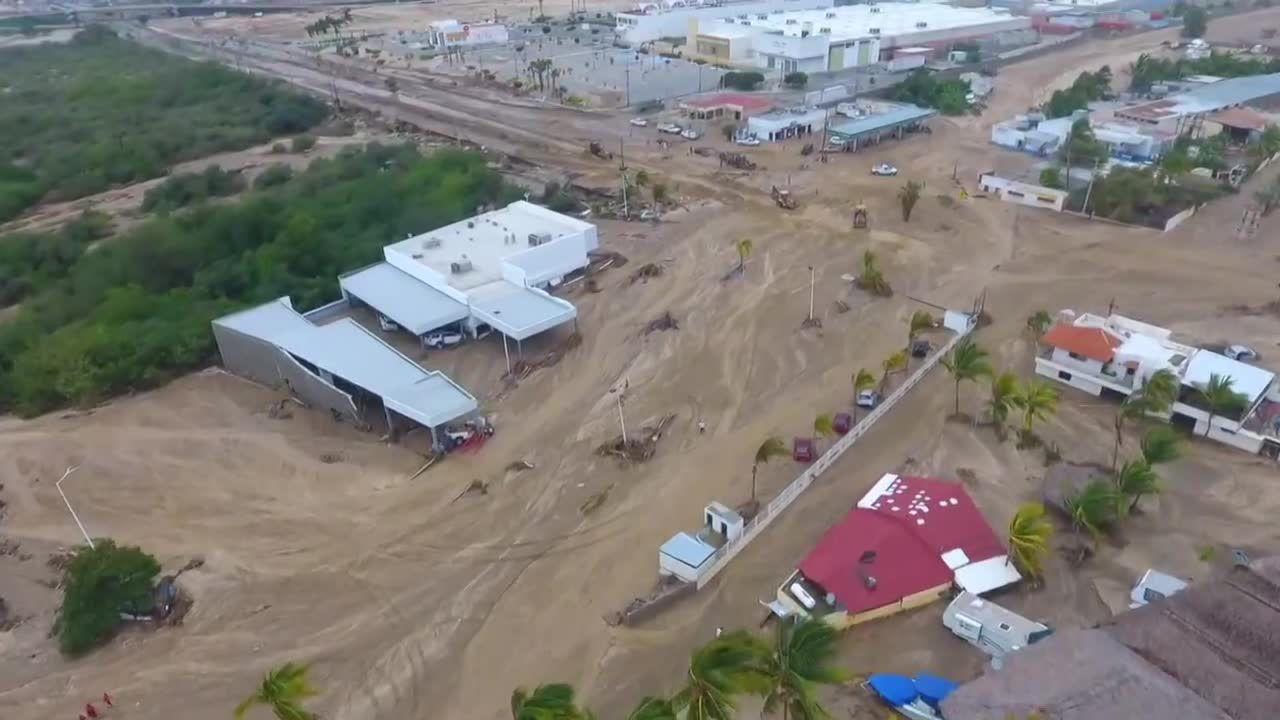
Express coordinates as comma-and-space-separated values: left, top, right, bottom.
680, 93, 775, 112
797, 476, 1006, 615
1041, 323, 1122, 362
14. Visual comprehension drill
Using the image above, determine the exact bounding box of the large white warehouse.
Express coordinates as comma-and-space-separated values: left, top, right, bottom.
690, 2, 1032, 73
614, 0, 835, 44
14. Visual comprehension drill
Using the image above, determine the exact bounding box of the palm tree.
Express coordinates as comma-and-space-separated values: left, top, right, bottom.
751, 436, 789, 507
908, 310, 933, 351
1007, 503, 1054, 579
1064, 479, 1119, 541
1195, 373, 1248, 437
880, 350, 908, 391
762, 618, 847, 720
897, 180, 923, 222
1113, 459, 1159, 516
1140, 425, 1179, 466
851, 368, 875, 422
234, 662, 320, 720
1112, 368, 1179, 469
511, 683, 594, 720
813, 414, 835, 451
1110, 394, 1152, 471
673, 630, 771, 720
627, 697, 678, 720
941, 338, 991, 417
987, 370, 1018, 430
857, 249, 891, 296
735, 239, 753, 274
1010, 379, 1059, 437
1025, 310, 1052, 340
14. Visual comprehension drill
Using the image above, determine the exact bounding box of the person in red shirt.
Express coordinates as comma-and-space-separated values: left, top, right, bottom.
102, 693, 114, 708
85, 704, 99, 719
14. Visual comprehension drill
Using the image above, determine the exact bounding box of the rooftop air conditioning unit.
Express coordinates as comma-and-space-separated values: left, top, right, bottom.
423, 238, 443, 249
871, 6, 881, 13
869, 27, 880, 34
826, 11, 836, 18
758, 13, 767, 19
450, 258, 474, 274
916, 21, 927, 28
820, 27, 831, 33
528, 232, 552, 247
785, 18, 797, 24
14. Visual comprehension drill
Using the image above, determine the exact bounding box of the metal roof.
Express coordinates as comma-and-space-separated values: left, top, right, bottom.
828, 104, 934, 139
339, 262, 468, 335
1120, 72, 1280, 121
468, 281, 577, 341
1182, 350, 1275, 402
212, 297, 313, 338
659, 532, 717, 569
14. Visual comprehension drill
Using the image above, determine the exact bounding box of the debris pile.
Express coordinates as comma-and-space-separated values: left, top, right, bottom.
644, 311, 679, 335
579, 484, 613, 515
628, 262, 664, 285
604, 575, 696, 626
507, 332, 583, 381
718, 152, 757, 170
451, 479, 490, 503
319, 452, 344, 464
596, 413, 676, 463
834, 300, 851, 314
505, 459, 536, 473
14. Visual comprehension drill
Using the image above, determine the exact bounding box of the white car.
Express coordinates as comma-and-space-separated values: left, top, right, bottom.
1129, 569, 1188, 609
856, 390, 881, 409
827, 135, 847, 147
735, 135, 760, 146
657, 122, 683, 134
871, 163, 898, 176
680, 128, 702, 140
1226, 344, 1258, 362
629, 117, 649, 127
424, 330, 465, 349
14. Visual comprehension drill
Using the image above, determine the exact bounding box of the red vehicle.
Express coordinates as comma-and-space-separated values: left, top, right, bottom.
793, 437, 815, 463
833, 413, 853, 435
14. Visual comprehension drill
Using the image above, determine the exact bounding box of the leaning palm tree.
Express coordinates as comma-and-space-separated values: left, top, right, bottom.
1195, 373, 1248, 437
1140, 425, 1179, 466
907, 310, 934, 351
1064, 479, 1119, 541
1010, 379, 1060, 439
941, 338, 992, 417
1110, 394, 1152, 472
897, 180, 923, 222
813, 414, 836, 451
511, 683, 594, 720
851, 368, 876, 422
751, 436, 790, 508
762, 617, 848, 720
1114, 459, 1159, 516
1007, 503, 1054, 579
235, 662, 320, 720
1141, 368, 1180, 411
735, 239, 753, 275
627, 697, 678, 720
880, 351, 908, 391
987, 370, 1019, 432
673, 630, 771, 720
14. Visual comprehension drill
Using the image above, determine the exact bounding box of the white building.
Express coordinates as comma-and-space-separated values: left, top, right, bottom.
991, 111, 1165, 161
747, 105, 826, 141
424, 19, 510, 48
658, 502, 744, 584
339, 201, 594, 364
614, 0, 835, 44
1035, 310, 1280, 457
944, 592, 1053, 659
689, 2, 1032, 73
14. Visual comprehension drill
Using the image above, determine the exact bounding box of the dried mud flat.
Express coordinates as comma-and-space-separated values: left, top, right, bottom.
5, 11, 1280, 720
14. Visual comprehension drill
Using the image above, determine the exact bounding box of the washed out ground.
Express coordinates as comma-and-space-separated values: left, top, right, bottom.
5, 7, 1280, 720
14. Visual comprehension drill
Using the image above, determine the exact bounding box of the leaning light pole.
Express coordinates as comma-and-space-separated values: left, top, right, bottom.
55, 465, 94, 549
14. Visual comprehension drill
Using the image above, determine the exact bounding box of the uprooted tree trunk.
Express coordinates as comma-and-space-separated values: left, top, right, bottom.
596, 414, 676, 463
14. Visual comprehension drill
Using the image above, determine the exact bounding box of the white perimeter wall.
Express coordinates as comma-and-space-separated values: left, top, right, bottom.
501, 233, 590, 288
383, 247, 472, 306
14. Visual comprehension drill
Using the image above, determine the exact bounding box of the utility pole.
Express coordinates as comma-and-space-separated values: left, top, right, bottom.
807, 266, 816, 322
620, 170, 629, 218
624, 63, 631, 107
1082, 159, 1099, 217
610, 378, 629, 444
55, 466, 94, 549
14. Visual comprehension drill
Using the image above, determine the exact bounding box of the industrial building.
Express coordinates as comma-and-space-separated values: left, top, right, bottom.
746, 105, 826, 141
828, 101, 934, 151
991, 110, 1169, 160
212, 297, 479, 449
771, 473, 1021, 628
688, 2, 1032, 73
1114, 72, 1280, 135
614, 0, 835, 45
422, 19, 509, 48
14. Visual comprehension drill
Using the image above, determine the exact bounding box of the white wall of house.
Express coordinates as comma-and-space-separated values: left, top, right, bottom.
979, 174, 1067, 212
1036, 358, 1106, 396
502, 234, 591, 289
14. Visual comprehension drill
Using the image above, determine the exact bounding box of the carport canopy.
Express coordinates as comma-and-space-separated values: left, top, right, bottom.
339, 262, 469, 336
468, 281, 577, 341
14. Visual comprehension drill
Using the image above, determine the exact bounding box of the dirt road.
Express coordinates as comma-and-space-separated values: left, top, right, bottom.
5, 10, 1280, 720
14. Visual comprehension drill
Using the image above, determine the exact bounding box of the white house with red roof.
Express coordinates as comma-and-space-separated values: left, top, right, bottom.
1035, 309, 1280, 456
772, 473, 1021, 628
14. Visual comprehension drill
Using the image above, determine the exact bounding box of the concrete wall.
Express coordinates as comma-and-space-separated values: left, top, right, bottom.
274, 352, 361, 422
503, 232, 590, 288
978, 174, 1067, 211
1036, 357, 1106, 396
213, 323, 360, 420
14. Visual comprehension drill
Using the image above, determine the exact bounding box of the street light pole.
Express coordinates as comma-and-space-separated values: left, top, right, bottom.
610, 379, 629, 444
808, 265, 816, 321
55, 466, 94, 549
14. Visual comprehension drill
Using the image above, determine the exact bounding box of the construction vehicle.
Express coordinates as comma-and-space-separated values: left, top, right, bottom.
852, 202, 868, 229
587, 141, 614, 160
771, 185, 798, 210
718, 152, 757, 170
800, 143, 815, 156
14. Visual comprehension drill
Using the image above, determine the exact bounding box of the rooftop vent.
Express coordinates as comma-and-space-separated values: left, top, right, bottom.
450, 257, 474, 274
859, 567, 878, 590
820, 26, 831, 33
757, 13, 767, 19
528, 231, 552, 247
423, 238, 443, 249
869, 27, 880, 34
915, 21, 927, 28
825, 11, 836, 18
870, 6, 881, 13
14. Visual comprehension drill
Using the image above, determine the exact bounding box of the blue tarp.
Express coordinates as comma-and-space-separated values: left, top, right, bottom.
868, 674, 918, 707
914, 674, 959, 709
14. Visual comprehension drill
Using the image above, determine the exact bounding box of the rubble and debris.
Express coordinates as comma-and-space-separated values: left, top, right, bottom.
604, 574, 696, 626
643, 311, 679, 335
505, 459, 536, 473
506, 332, 583, 382
451, 479, 490, 503
596, 413, 676, 463
834, 300, 851, 314
319, 452, 344, 464
267, 398, 302, 419
628, 262, 664, 285
407, 455, 439, 481
718, 152, 757, 170
587, 141, 614, 160
579, 484, 613, 515
801, 317, 823, 329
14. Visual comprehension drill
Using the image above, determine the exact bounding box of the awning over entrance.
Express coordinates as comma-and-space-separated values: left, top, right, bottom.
339, 262, 469, 336
469, 281, 577, 341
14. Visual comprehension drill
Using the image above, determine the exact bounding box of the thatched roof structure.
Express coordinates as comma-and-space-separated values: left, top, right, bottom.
1041, 461, 1106, 515
941, 558, 1280, 720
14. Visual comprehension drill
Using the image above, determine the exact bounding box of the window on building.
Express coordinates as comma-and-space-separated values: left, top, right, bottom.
1058, 370, 1073, 381
998, 622, 1012, 632
1067, 351, 1086, 361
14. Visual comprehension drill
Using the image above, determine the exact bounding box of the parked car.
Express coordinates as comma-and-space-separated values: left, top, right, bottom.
680, 128, 702, 140
833, 412, 853, 435
792, 437, 815, 463
1226, 344, 1258, 362
827, 135, 847, 147
657, 122, 683, 134
856, 390, 881, 409
424, 330, 465, 349
871, 163, 898, 176
911, 339, 932, 358
629, 117, 649, 127
1129, 569, 1188, 609
735, 135, 761, 146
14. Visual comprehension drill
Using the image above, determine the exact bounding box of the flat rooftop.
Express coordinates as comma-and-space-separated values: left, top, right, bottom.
829, 103, 934, 139
709, 2, 1026, 43
1118, 72, 1280, 122
384, 200, 593, 292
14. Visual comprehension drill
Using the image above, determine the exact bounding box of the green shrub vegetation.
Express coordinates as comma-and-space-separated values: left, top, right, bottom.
1044, 67, 1113, 118
56, 539, 161, 656
141, 165, 246, 213
253, 164, 295, 190
888, 71, 971, 115
1129, 51, 1280, 92
0, 26, 326, 223
291, 134, 318, 153
783, 71, 808, 89
0, 144, 521, 416
0, 211, 114, 307
720, 71, 765, 91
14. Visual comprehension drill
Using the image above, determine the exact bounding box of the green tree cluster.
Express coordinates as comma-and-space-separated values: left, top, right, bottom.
1044, 67, 1113, 118
56, 539, 162, 656
1060, 118, 1109, 168
0, 144, 521, 416
721, 71, 766, 91
141, 165, 246, 213
0, 211, 113, 306
782, 71, 808, 89
1181, 6, 1208, 38
1084, 165, 1226, 225
888, 71, 971, 115
1129, 51, 1280, 92
0, 27, 326, 222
